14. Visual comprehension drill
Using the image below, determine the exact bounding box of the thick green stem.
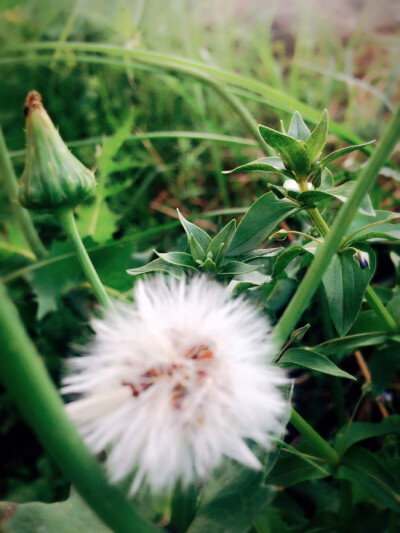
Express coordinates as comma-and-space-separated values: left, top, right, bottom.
0, 127, 47, 259
300, 177, 398, 334
273, 102, 400, 346
0, 282, 159, 533
57, 208, 112, 309
290, 408, 339, 466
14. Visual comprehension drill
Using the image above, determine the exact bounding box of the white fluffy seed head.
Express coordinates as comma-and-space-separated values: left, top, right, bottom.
62, 275, 288, 494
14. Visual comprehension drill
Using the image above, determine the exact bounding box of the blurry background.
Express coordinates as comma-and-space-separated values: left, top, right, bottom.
0, 0, 399, 507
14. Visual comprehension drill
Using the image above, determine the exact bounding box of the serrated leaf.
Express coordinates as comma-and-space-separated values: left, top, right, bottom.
259, 125, 311, 178
305, 109, 328, 163
76, 201, 120, 242
336, 446, 400, 511
278, 348, 356, 380
177, 210, 211, 250
154, 251, 197, 270
334, 417, 400, 455
322, 244, 376, 336
288, 111, 311, 142
222, 157, 291, 177
227, 192, 298, 256
189, 234, 206, 262
319, 140, 375, 167
206, 219, 236, 263
127, 257, 182, 277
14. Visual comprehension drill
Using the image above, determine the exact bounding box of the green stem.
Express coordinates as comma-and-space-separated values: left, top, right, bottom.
365, 285, 397, 333
273, 101, 400, 346
0, 282, 159, 533
0, 127, 47, 259
169, 482, 198, 533
57, 209, 112, 309
290, 408, 339, 467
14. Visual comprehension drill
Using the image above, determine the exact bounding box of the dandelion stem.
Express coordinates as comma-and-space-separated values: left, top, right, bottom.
57, 208, 112, 309
0, 127, 47, 259
290, 408, 339, 466
0, 281, 159, 533
273, 102, 400, 345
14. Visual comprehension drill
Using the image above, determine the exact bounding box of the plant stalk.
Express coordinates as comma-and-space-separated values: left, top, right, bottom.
57, 208, 112, 309
0, 282, 159, 533
273, 101, 400, 346
0, 127, 47, 259
290, 408, 340, 466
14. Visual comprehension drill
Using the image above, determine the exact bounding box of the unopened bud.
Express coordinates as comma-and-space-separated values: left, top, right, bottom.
353, 249, 369, 269
19, 91, 96, 211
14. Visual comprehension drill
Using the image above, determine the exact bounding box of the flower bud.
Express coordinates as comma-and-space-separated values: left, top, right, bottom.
19, 91, 96, 211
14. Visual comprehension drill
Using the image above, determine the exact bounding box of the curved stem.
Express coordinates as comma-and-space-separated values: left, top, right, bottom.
273, 101, 400, 346
0, 282, 158, 533
290, 408, 339, 467
57, 208, 112, 309
0, 127, 47, 259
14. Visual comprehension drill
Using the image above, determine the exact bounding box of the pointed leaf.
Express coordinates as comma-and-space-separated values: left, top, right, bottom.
259, 125, 311, 178
315, 333, 389, 355
272, 245, 314, 277
207, 219, 236, 262
288, 111, 311, 142
154, 251, 197, 270
336, 446, 400, 511
127, 257, 182, 277
305, 109, 328, 163
227, 192, 299, 256
189, 234, 206, 262
319, 140, 375, 167
334, 417, 400, 454
298, 181, 375, 215
177, 209, 211, 250
278, 348, 356, 380
322, 244, 376, 336
222, 157, 290, 177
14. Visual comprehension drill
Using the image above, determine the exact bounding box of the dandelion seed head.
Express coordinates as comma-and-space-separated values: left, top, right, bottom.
62, 276, 288, 494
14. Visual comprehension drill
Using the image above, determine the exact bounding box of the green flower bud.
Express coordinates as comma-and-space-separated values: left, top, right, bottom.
19, 91, 96, 211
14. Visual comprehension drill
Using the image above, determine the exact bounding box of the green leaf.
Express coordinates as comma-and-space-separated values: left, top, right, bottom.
177, 209, 211, 251
76, 201, 120, 242
322, 244, 376, 336
272, 245, 314, 277
278, 348, 356, 380
127, 257, 182, 277
319, 140, 375, 167
259, 125, 311, 178
267, 183, 288, 199
189, 234, 206, 262
267, 442, 332, 487
227, 192, 298, 256
154, 251, 197, 270
206, 219, 236, 263
314, 332, 389, 355
0, 491, 112, 533
222, 157, 291, 177
288, 111, 311, 142
219, 261, 260, 276
253, 506, 293, 533
334, 417, 400, 454
298, 182, 375, 216
240, 248, 282, 262
187, 458, 272, 533
344, 210, 400, 244
305, 109, 328, 163
336, 446, 400, 511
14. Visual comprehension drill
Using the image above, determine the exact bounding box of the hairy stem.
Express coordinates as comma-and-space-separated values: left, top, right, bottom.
0, 127, 47, 259
57, 208, 112, 309
0, 282, 158, 533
